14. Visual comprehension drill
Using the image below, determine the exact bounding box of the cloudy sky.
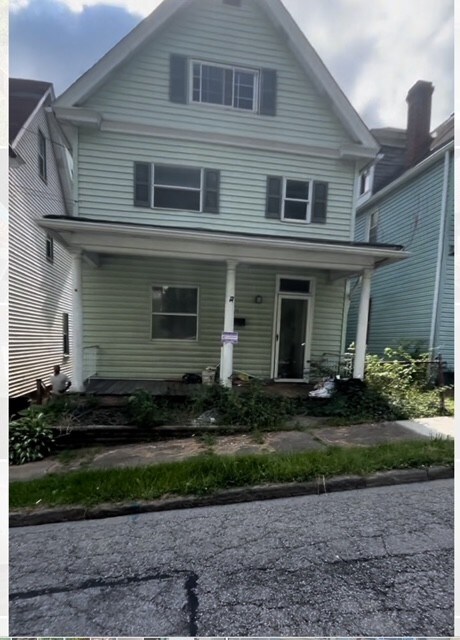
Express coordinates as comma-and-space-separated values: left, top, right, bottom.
9, 0, 454, 130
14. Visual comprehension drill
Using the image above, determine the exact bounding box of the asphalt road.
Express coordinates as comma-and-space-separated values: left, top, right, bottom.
10, 479, 453, 636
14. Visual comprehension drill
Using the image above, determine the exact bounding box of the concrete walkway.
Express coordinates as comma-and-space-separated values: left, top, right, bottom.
9, 418, 448, 483
397, 416, 455, 440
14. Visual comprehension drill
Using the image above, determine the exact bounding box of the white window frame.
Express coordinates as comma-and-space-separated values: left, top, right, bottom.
281, 177, 312, 224
189, 59, 259, 112
151, 164, 204, 212
357, 164, 375, 205
151, 284, 199, 342
38, 129, 47, 182
368, 210, 379, 243
45, 233, 54, 263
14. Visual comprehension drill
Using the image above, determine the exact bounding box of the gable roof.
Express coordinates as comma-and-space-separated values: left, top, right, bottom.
9, 78, 53, 145
54, 0, 378, 152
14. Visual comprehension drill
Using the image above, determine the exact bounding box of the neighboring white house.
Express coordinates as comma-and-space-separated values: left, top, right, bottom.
9, 78, 74, 399
41, 0, 409, 390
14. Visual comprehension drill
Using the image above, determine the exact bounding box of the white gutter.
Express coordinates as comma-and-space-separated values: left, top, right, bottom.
357, 140, 454, 214
38, 217, 409, 264
429, 149, 451, 354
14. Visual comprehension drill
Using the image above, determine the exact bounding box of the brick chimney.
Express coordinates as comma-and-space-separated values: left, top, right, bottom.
405, 80, 434, 169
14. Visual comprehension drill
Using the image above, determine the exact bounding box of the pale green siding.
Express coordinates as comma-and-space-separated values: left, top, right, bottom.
84, 0, 350, 148
77, 130, 355, 241
347, 156, 449, 362
82, 256, 346, 379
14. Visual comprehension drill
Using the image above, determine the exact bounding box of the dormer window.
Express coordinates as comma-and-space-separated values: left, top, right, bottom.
191, 61, 258, 111
169, 54, 277, 116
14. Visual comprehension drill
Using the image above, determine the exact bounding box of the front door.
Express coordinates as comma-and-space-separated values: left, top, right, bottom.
274, 294, 310, 380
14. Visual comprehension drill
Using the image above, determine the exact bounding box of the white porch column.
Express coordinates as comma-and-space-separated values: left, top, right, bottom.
353, 268, 372, 379
220, 260, 237, 388
71, 251, 84, 392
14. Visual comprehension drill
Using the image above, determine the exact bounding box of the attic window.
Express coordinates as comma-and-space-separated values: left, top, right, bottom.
223, 0, 242, 6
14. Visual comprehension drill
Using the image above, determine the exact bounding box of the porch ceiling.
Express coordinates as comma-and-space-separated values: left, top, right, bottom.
39, 216, 409, 276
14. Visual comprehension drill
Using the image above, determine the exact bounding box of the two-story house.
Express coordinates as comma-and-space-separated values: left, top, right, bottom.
40, 0, 407, 390
347, 81, 454, 376
9, 78, 74, 402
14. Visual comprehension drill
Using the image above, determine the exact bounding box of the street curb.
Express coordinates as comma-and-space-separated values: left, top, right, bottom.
10, 465, 453, 527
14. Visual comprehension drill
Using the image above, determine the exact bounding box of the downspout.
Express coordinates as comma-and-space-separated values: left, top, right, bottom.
428, 150, 450, 355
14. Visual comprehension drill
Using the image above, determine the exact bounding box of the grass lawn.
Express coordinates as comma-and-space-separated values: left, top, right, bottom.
10, 439, 453, 511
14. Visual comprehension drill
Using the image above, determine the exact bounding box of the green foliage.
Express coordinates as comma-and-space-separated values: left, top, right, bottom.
10, 439, 453, 509
127, 389, 168, 428
9, 410, 55, 465
193, 381, 292, 428
39, 396, 79, 424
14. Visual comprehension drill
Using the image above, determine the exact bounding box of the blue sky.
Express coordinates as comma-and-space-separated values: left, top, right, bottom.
9, 0, 454, 129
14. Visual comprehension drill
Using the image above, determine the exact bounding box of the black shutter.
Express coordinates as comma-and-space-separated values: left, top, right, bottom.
311, 181, 328, 223
170, 54, 188, 103
266, 176, 282, 218
260, 69, 277, 116
134, 162, 151, 207
203, 169, 220, 213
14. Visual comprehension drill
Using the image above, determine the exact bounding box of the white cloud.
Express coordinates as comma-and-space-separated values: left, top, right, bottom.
10, 0, 161, 14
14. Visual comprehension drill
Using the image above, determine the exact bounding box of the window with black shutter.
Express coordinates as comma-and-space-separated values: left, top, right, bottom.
267, 176, 329, 224
134, 163, 220, 214
170, 54, 188, 103
134, 162, 151, 206
266, 176, 282, 218
63, 313, 70, 355
260, 69, 277, 116
311, 181, 328, 224
203, 169, 220, 213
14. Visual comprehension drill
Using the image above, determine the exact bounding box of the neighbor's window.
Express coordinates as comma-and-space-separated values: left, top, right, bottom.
63, 313, 70, 355
283, 179, 311, 222
359, 169, 371, 195
134, 163, 219, 213
45, 234, 54, 263
38, 129, 47, 181
368, 210, 379, 243
191, 61, 259, 111
152, 286, 198, 340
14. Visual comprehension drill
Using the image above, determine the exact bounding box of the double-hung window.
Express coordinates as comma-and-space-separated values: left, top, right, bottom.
38, 129, 47, 181
368, 211, 379, 243
134, 162, 220, 213
191, 61, 259, 111
266, 176, 328, 224
151, 286, 198, 340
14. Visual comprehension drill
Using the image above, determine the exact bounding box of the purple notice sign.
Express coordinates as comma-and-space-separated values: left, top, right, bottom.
221, 331, 239, 344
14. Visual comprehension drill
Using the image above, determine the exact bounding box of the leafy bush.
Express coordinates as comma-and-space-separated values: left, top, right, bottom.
193, 381, 292, 428
127, 389, 168, 428
10, 410, 55, 465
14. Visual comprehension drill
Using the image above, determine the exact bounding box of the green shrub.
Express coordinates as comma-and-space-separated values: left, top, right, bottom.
127, 389, 168, 428
193, 381, 292, 428
9, 410, 55, 465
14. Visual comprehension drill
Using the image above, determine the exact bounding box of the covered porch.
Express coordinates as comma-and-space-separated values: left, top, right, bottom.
39, 217, 408, 391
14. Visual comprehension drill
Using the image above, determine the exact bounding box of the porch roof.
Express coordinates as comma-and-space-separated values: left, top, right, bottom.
39, 215, 409, 277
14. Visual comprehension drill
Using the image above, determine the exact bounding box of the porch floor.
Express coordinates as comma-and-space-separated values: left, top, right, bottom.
85, 377, 315, 397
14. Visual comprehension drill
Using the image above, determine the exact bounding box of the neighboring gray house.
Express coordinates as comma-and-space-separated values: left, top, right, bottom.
347, 81, 454, 373
40, 0, 408, 390
9, 78, 74, 399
